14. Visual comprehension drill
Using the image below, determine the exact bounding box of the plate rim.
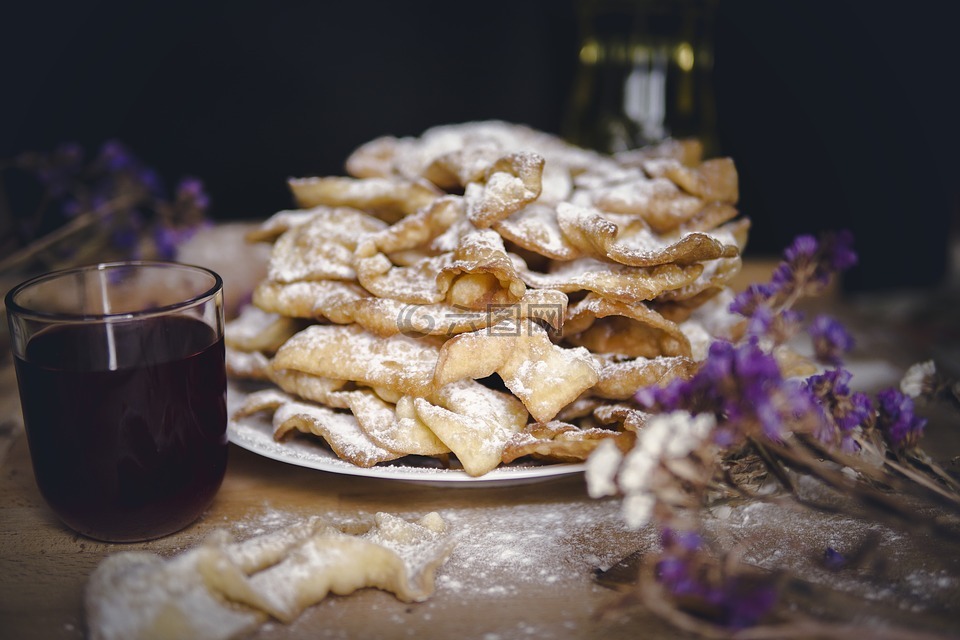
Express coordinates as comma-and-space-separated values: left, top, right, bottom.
227, 415, 588, 484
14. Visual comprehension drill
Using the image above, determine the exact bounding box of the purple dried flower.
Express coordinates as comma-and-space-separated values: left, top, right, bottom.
804, 368, 872, 452
98, 140, 134, 172
12, 138, 217, 265
726, 581, 779, 630
93, 141, 166, 202
656, 527, 779, 629
36, 142, 84, 197
823, 547, 847, 570
876, 388, 926, 450
110, 209, 145, 254
778, 309, 805, 343
734, 339, 781, 379
638, 340, 821, 445
768, 263, 793, 292
804, 230, 857, 291
746, 307, 804, 346
730, 283, 779, 317
153, 223, 205, 260
729, 232, 858, 357
748, 231, 860, 309
138, 166, 165, 197
784, 234, 819, 263
662, 527, 702, 552
175, 176, 211, 213
657, 528, 711, 598
809, 315, 854, 365
850, 391, 873, 421
745, 304, 773, 338
822, 229, 857, 271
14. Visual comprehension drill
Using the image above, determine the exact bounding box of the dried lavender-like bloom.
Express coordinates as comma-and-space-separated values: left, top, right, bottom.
823, 547, 847, 570
804, 368, 872, 452
729, 283, 778, 317
900, 360, 937, 399
775, 231, 857, 299
93, 140, 164, 201
809, 315, 854, 365
769, 234, 818, 296
656, 527, 780, 629
34, 142, 84, 197
730, 231, 858, 327
153, 220, 213, 260
656, 528, 705, 596
747, 307, 804, 348
785, 234, 819, 262
638, 340, 821, 444
110, 210, 145, 254
98, 140, 134, 172
175, 176, 211, 214
11, 140, 213, 261
821, 229, 857, 271
147, 176, 214, 259
876, 388, 926, 450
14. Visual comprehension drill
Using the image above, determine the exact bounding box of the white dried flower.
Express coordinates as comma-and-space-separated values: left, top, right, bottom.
608, 411, 717, 529
619, 446, 656, 494
585, 439, 623, 499
622, 493, 656, 529
900, 360, 936, 399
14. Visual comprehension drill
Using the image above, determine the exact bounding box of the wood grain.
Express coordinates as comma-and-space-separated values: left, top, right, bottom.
0, 403, 659, 640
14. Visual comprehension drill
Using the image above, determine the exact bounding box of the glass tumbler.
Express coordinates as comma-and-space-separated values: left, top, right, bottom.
5, 261, 227, 542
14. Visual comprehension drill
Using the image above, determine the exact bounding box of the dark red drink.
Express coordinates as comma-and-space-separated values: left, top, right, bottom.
13, 315, 227, 541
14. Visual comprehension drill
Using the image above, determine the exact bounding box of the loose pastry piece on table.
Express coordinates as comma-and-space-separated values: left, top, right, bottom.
227, 121, 750, 476
86, 513, 452, 640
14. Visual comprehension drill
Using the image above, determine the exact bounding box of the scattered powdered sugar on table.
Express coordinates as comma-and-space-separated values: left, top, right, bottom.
226, 498, 656, 600
225, 475, 955, 618
226, 477, 959, 638
226, 504, 306, 538
433, 501, 654, 598
703, 476, 960, 616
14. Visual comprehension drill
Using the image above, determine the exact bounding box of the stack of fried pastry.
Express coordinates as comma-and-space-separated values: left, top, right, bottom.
227, 121, 748, 476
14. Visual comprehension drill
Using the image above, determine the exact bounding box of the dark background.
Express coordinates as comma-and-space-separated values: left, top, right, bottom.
2, 0, 958, 291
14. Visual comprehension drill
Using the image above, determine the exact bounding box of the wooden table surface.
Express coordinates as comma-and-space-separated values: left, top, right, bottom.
0, 372, 673, 640
2, 268, 960, 639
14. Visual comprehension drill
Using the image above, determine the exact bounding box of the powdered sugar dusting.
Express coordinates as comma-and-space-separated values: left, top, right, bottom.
272, 399, 397, 466
226, 306, 283, 345
590, 176, 695, 212
495, 204, 579, 261
702, 477, 960, 616
435, 501, 653, 597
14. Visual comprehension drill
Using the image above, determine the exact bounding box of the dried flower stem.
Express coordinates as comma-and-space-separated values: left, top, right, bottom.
761, 437, 960, 540
0, 193, 141, 272
613, 564, 950, 640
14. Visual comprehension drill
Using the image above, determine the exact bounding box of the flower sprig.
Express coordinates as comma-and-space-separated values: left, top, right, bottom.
1, 141, 211, 271
636, 339, 822, 445
653, 529, 780, 630
804, 368, 872, 453
587, 230, 960, 635
730, 231, 857, 319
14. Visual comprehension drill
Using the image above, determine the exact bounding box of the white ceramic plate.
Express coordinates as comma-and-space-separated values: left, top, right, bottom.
227, 387, 586, 486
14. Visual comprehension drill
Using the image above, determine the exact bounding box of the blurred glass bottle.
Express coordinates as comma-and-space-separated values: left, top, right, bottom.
564, 0, 720, 156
